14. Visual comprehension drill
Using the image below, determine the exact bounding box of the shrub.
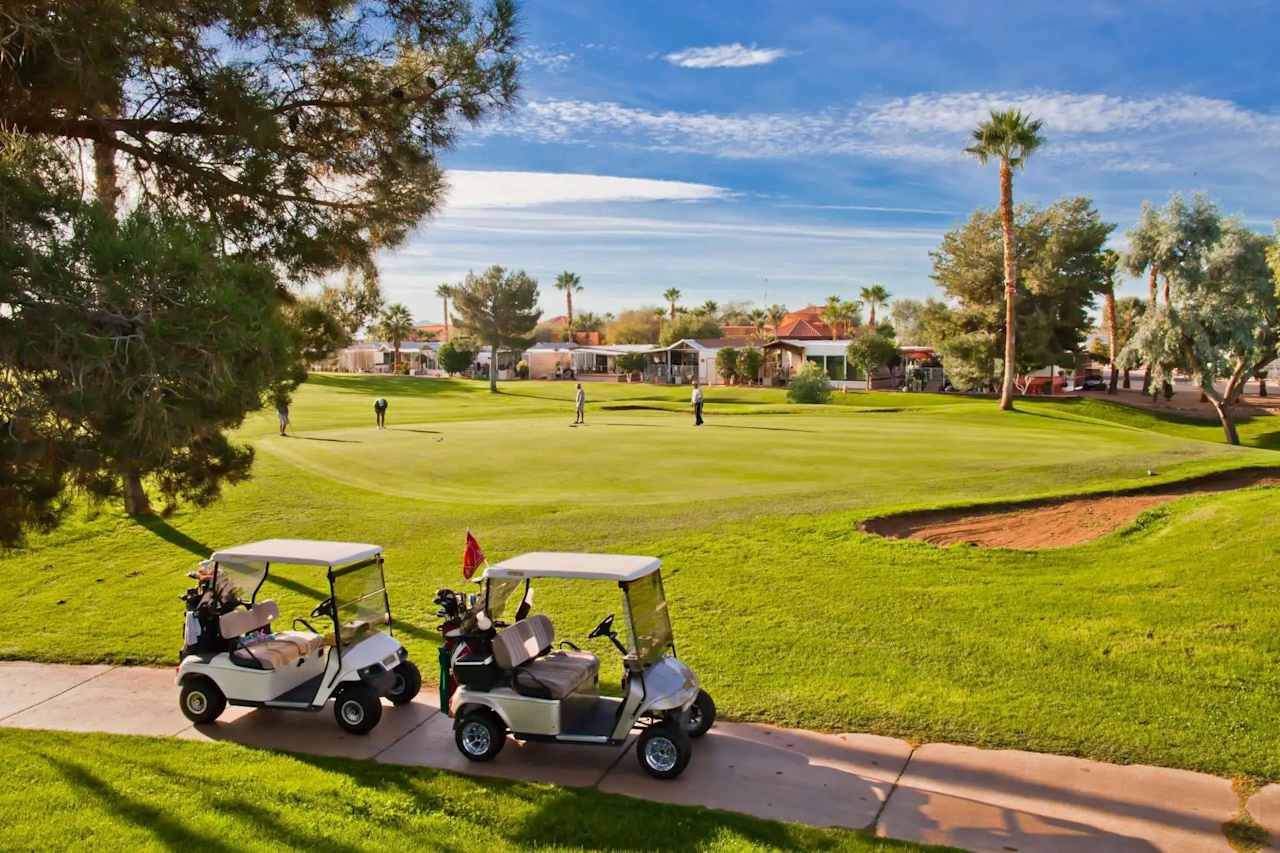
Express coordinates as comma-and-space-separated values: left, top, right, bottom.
438, 339, 477, 376
737, 347, 762, 385
786, 361, 832, 404
715, 347, 739, 383
616, 351, 648, 374
659, 314, 722, 345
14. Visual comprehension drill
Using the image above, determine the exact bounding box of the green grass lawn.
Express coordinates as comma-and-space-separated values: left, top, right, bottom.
0, 729, 938, 852
5, 375, 1280, 779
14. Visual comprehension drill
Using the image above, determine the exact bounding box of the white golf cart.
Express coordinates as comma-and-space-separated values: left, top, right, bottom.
176, 539, 421, 734
439, 552, 715, 779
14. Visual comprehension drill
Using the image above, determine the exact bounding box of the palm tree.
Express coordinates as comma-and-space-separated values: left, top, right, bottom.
554, 271, 583, 327
663, 288, 682, 321
820, 296, 861, 340
766, 304, 788, 337
965, 108, 1046, 411
376, 303, 415, 373
1100, 250, 1120, 394
860, 284, 890, 328
435, 282, 453, 341
701, 299, 719, 318
748, 308, 768, 341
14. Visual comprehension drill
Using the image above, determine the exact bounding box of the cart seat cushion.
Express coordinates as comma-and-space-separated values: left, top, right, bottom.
513, 650, 599, 700
220, 600, 279, 639
230, 630, 324, 670
492, 615, 555, 670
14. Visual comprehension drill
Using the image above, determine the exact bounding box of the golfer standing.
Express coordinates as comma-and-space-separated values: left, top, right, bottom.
691, 381, 704, 427
276, 399, 290, 436
574, 382, 586, 424
374, 397, 388, 429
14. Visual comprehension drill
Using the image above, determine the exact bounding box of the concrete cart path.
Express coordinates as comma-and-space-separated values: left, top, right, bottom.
0, 662, 1264, 852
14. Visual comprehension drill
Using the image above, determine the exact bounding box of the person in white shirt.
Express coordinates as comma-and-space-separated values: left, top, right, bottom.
691, 381, 704, 427
574, 383, 586, 424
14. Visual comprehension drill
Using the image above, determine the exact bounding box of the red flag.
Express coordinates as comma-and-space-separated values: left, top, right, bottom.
462, 530, 485, 580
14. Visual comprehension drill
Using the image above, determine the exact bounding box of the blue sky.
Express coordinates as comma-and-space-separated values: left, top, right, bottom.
379, 0, 1280, 323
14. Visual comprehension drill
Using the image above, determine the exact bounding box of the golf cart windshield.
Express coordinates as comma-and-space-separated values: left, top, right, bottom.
479, 577, 523, 622
331, 559, 390, 645
622, 572, 673, 665
217, 561, 265, 604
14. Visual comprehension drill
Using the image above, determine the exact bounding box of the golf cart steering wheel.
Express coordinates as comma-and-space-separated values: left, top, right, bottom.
588, 614, 615, 639
310, 597, 334, 619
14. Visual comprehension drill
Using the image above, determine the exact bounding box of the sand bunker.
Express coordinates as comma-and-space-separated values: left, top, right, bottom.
862, 468, 1280, 550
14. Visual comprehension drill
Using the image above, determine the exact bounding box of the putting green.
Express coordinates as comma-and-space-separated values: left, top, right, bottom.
257, 408, 1247, 506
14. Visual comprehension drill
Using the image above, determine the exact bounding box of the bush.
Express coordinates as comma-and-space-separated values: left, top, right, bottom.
737, 347, 762, 385
660, 314, 722, 345
438, 339, 477, 376
715, 347, 739, 383
616, 351, 648, 374
515, 360, 529, 379
786, 361, 832, 404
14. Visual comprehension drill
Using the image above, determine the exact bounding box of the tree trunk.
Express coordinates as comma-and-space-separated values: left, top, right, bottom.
869, 305, 876, 327
394, 342, 401, 373
1261, 378, 1268, 397
442, 297, 449, 341
566, 290, 574, 328
1142, 266, 1157, 394
1202, 381, 1240, 445
997, 159, 1018, 411
489, 342, 498, 392
1105, 287, 1119, 394
123, 469, 150, 515
1162, 276, 1171, 306
1123, 369, 1131, 389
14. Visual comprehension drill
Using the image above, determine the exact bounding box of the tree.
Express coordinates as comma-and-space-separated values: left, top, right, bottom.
889, 298, 951, 347
846, 334, 899, 392
452, 266, 542, 392
606, 308, 662, 344
2, 1, 520, 284
376, 304, 415, 373
438, 338, 478, 376
860, 284, 891, 327
701, 299, 719, 318
1113, 297, 1146, 389
931, 198, 1113, 392
766, 304, 788, 336
1, 149, 302, 520
659, 313, 721, 346
436, 283, 455, 341
616, 351, 648, 376
1120, 211, 1275, 444
737, 347, 763, 385
964, 109, 1046, 411
663, 288, 682, 321
820, 296, 861, 339
1100, 250, 1121, 394
715, 348, 740, 384
786, 362, 832, 404
748, 308, 768, 340
571, 311, 607, 333
320, 275, 385, 341
292, 297, 351, 365
555, 272, 583, 327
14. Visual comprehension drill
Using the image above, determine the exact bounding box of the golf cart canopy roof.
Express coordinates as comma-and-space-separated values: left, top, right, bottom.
210, 539, 382, 567
484, 552, 661, 582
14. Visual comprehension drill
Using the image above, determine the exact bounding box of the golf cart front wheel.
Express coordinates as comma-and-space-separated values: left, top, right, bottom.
179, 677, 226, 724
637, 722, 691, 779
386, 660, 422, 706
334, 684, 383, 735
455, 710, 506, 762
686, 689, 716, 738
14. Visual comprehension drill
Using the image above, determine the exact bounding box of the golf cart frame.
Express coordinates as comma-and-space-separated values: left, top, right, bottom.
440, 552, 715, 779
176, 539, 421, 734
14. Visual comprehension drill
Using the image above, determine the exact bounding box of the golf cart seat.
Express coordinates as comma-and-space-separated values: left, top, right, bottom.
492, 615, 599, 700
220, 600, 325, 670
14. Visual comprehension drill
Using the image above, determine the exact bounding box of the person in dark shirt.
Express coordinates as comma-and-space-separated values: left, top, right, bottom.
374, 397, 388, 429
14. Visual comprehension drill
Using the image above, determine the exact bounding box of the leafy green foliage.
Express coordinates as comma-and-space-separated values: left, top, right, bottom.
659, 313, 722, 345
964, 109, 1045, 169
846, 334, 898, 389
452, 266, 542, 391
715, 347, 740, 382
605, 308, 662, 344
786, 361, 832, 403
616, 351, 649, 374
737, 347, 763, 384
438, 339, 478, 376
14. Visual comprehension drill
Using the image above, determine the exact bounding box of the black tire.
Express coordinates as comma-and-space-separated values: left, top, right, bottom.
179, 677, 226, 724
386, 660, 422, 706
636, 722, 692, 779
333, 683, 383, 735
686, 689, 716, 738
454, 709, 506, 762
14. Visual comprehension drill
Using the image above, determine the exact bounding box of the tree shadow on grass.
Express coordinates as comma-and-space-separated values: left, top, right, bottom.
287, 435, 362, 444
135, 515, 213, 558
703, 423, 817, 434
390, 427, 443, 435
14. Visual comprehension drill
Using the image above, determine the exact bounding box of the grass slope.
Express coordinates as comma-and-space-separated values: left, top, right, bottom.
0, 729, 938, 852
4, 376, 1280, 778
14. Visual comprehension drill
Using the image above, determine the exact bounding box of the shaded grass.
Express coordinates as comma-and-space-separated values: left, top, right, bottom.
0, 728, 940, 852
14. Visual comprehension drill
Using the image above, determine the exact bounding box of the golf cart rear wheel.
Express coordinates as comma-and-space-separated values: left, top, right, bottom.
386, 660, 422, 706
686, 689, 716, 738
179, 678, 226, 724
455, 710, 505, 762
333, 684, 383, 735
637, 722, 691, 779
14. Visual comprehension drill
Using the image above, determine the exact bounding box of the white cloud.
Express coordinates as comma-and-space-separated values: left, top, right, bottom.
518, 46, 574, 72
443, 170, 729, 208
663, 43, 792, 68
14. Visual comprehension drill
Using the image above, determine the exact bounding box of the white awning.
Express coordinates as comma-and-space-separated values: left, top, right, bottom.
483, 552, 661, 582
211, 539, 382, 567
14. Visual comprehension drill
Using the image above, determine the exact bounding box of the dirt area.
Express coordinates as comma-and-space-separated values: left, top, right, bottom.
862, 468, 1280, 549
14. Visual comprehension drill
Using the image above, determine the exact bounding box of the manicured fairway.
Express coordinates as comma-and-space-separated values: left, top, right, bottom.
4, 375, 1280, 780
0, 729, 937, 852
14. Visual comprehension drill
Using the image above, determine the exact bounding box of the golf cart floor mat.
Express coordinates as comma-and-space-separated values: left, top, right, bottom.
560, 696, 624, 738
270, 673, 325, 706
